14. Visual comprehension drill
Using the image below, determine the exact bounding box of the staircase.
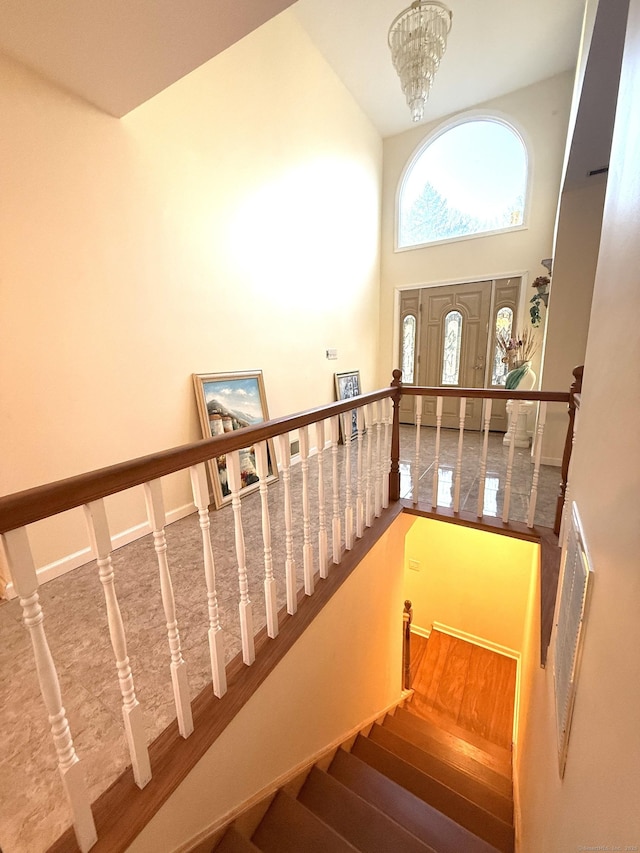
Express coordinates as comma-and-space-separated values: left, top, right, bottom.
212, 700, 514, 853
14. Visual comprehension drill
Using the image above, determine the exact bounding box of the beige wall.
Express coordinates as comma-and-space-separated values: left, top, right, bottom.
540, 178, 606, 463
378, 73, 574, 385
126, 513, 413, 853
403, 518, 538, 654
518, 1, 640, 847
0, 11, 382, 572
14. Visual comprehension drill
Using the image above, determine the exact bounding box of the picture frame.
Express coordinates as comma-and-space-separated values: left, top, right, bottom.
334, 370, 362, 443
192, 370, 278, 509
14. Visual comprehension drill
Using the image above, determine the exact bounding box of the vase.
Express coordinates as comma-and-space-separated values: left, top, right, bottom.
505, 360, 536, 391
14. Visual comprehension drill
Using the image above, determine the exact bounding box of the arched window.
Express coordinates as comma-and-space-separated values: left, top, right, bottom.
492, 306, 514, 386
402, 314, 417, 383
398, 118, 528, 248
442, 310, 462, 385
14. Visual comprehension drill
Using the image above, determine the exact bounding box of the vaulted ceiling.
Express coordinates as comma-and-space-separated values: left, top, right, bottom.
0, 0, 585, 137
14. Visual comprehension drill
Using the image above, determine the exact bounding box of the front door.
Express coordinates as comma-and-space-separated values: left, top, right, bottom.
399, 278, 521, 431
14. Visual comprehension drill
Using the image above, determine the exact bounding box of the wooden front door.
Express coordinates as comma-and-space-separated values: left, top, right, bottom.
399, 278, 520, 431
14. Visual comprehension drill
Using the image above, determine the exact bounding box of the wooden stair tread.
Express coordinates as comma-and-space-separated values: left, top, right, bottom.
369, 724, 513, 824
214, 826, 261, 852
402, 704, 513, 775
383, 713, 513, 797
251, 789, 359, 853
298, 765, 438, 853
351, 735, 514, 853
329, 748, 503, 853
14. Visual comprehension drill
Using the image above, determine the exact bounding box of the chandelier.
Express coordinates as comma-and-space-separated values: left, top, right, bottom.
388, 1, 453, 123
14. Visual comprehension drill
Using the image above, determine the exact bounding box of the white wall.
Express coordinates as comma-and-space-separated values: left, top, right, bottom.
0, 11, 382, 574
518, 1, 640, 847
126, 513, 413, 853
378, 73, 574, 385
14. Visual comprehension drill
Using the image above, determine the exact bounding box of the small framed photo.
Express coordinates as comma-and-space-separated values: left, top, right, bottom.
335, 370, 362, 443
192, 370, 278, 508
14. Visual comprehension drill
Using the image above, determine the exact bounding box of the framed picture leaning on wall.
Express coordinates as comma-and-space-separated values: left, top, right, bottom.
192, 370, 278, 508
334, 370, 362, 443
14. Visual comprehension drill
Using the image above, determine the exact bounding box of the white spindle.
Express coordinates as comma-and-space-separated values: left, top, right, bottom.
315, 420, 329, 578
453, 397, 467, 513
227, 451, 255, 665
84, 499, 151, 789
477, 399, 493, 518
559, 406, 580, 542
432, 396, 443, 509
374, 400, 383, 517
527, 402, 547, 528
382, 397, 392, 509
190, 463, 227, 698
143, 480, 193, 739
276, 434, 298, 613
503, 400, 520, 522
299, 426, 315, 591
255, 442, 278, 637
344, 421, 354, 550
365, 404, 374, 527
330, 416, 342, 563
413, 395, 422, 504
2, 528, 97, 853
356, 406, 366, 537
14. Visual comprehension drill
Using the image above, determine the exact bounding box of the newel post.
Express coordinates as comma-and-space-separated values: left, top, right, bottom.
389, 369, 403, 502
554, 365, 584, 535
402, 599, 413, 690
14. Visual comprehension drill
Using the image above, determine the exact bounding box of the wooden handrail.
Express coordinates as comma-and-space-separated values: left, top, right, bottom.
554, 365, 584, 534
0, 388, 393, 535
400, 386, 570, 402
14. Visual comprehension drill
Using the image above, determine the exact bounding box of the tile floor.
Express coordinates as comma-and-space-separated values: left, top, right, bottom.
0, 424, 561, 853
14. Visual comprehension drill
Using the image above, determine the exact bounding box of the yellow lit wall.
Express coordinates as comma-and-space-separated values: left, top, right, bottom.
404, 517, 539, 654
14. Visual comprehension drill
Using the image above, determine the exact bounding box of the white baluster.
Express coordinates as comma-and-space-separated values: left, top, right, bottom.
559, 406, 580, 542
503, 400, 520, 522
330, 416, 342, 563
527, 402, 547, 528
382, 397, 392, 509
299, 426, 315, 592
432, 396, 443, 509
143, 480, 193, 739
344, 419, 354, 551
374, 400, 383, 517
255, 442, 278, 637
276, 434, 298, 613
189, 464, 227, 698
477, 399, 493, 518
315, 420, 329, 578
453, 397, 467, 513
365, 404, 375, 527
413, 395, 422, 505
356, 406, 366, 537
2, 528, 97, 853
227, 451, 255, 665
84, 500, 151, 789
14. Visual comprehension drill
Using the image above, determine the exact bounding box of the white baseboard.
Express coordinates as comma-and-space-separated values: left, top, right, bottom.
541, 456, 561, 467
3, 502, 195, 599
170, 689, 413, 853
410, 624, 431, 639
432, 622, 520, 660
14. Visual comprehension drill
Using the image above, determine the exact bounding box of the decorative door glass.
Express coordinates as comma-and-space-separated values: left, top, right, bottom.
402, 314, 417, 383
441, 310, 462, 385
492, 306, 514, 386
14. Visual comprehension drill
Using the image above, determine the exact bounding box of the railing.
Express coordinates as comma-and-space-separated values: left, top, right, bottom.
0, 371, 577, 852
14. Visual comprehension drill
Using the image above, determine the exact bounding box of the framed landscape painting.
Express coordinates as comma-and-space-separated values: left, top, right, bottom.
192, 370, 277, 508
334, 370, 362, 443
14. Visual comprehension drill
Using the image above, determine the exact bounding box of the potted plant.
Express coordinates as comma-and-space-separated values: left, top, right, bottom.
530, 275, 550, 327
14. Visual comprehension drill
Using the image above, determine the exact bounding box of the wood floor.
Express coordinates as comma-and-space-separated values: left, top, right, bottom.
409, 630, 517, 751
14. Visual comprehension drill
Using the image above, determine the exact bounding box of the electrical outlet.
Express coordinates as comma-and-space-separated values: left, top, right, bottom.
408, 559, 420, 572
326, 348, 338, 360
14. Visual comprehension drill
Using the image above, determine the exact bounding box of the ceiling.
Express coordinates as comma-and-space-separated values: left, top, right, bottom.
0, 0, 586, 137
